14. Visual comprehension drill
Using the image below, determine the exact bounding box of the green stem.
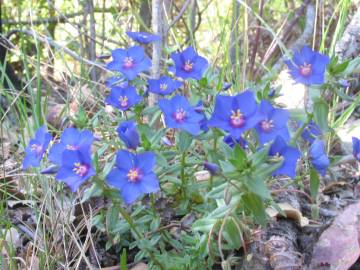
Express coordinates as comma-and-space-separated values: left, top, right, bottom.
290, 114, 313, 146
117, 204, 165, 270
180, 152, 186, 196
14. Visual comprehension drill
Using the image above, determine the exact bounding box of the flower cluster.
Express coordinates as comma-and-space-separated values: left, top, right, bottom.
23, 41, 334, 208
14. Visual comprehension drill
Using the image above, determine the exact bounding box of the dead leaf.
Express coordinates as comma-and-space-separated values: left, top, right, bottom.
194, 170, 211, 182
310, 201, 360, 270
266, 203, 309, 227
130, 262, 148, 270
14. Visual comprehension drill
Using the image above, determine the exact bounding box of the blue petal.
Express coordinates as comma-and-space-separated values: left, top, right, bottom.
61, 128, 80, 145
269, 136, 287, 156
127, 46, 146, 62
271, 108, 289, 129
259, 100, 274, 115
22, 152, 40, 169
111, 48, 126, 61
180, 46, 197, 62
209, 95, 233, 121
310, 140, 326, 159
158, 98, 172, 116
308, 73, 325, 85
106, 61, 122, 71
115, 150, 135, 171
61, 149, 81, 168
183, 122, 201, 135
106, 168, 129, 190
311, 154, 329, 176
233, 90, 258, 117
48, 143, 66, 165
139, 173, 160, 193
136, 152, 156, 174
300, 46, 316, 64
121, 182, 143, 204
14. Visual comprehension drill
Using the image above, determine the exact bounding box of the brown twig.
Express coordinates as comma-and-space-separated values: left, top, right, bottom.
2, 8, 117, 26
5, 30, 106, 71
249, 0, 264, 79
166, 0, 191, 31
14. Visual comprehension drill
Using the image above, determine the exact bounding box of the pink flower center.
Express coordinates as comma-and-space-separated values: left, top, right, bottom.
260, 120, 274, 133
299, 63, 312, 77
73, 162, 89, 177
160, 83, 168, 91
173, 108, 186, 123
183, 60, 193, 72
119, 96, 128, 108
230, 109, 245, 128
127, 168, 141, 182
30, 144, 43, 155
123, 57, 134, 69
66, 144, 79, 150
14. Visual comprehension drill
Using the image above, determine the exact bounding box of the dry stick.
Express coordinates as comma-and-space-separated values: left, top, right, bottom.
254, 0, 311, 79
2, 8, 117, 25
149, 0, 163, 107
166, 0, 191, 31
5, 30, 106, 71
87, 0, 98, 82
335, 7, 360, 61
249, 0, 264, 79
271, 4, 315, 73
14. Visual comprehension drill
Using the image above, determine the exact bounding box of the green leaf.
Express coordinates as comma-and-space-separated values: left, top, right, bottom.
310, 168, 320, 201
120, 249, 127, 270
333, 94, 360, 129
176, 131, 192, 152
313, 98, 329, 131
255, 162, 282, 179
230, 145, 248, 170
241, 193, 267, 226
81, 182, 103, 203
249, 144, 269, 167
340, 56, 360, 76
223, 218, 242, 249
192, 218, 219, 232
244, 175, 271, 200
329, 59, 349, 74
106, 206, 119, 234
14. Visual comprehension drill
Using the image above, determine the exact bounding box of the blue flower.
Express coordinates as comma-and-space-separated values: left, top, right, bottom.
208, 90, 264, 138
255, 100, 290, 145
23, 126, 52, 170
222, 83, 232, 91
117, 121, 140, 150
105, 86, 142, 111
170, 46, 208, 80
48, 128, 94, 166
105, 76, 128, 88
352, 137, 360, 162
309, 139, 330, 176
194, 101, 209, 132
107, 46, 151, 80
339, 79, 350, 88
285, 46, 330, 85
55, 148, 95, 192
204, 161, 219, 175
106, 150, 160, 204
269, 136, 300, 178
126, 31, 161, 44
148, 76, 182, 95
301, 121, 322, 143
223, 135, 247, 149
158, 95, 204, 136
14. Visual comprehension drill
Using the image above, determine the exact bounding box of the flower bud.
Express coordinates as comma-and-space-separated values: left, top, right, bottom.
117, 121, 140, 150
